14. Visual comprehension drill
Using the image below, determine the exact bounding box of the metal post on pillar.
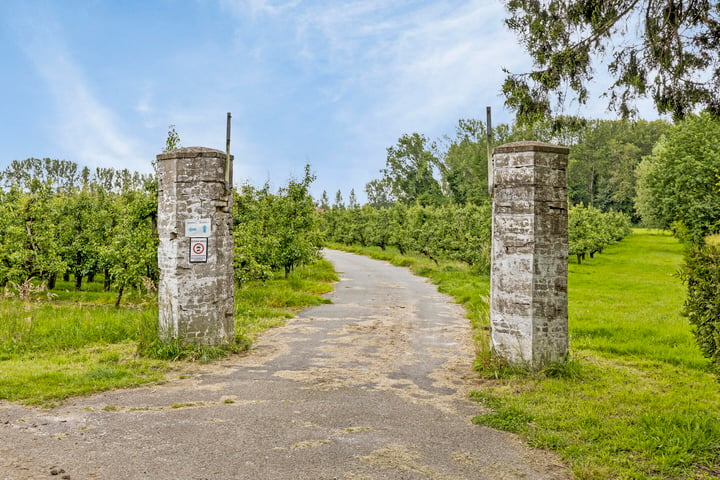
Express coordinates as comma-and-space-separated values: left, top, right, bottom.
486, 106, 493, 196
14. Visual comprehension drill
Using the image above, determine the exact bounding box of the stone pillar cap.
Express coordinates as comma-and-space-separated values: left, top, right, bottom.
157, 147, 230, 160
493, 141, 569, 155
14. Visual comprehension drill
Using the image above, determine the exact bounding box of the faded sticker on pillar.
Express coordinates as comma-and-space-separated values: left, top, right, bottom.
189, 237, 208, 263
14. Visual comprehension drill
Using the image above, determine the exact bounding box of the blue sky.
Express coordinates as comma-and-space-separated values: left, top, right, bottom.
0, 0, 641, 200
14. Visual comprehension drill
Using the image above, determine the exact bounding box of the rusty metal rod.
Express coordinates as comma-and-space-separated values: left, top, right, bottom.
225, 112, 232, 191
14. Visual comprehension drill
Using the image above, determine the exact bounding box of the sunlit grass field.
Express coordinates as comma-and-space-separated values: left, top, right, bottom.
0, 260, 337, 406
569, 229, 702, 368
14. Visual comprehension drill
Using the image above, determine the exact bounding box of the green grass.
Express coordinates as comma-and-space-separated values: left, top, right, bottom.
330, 233, 720, 479
569, 229, 704, 370
706, 233, 720, 246
44, 276, 151, 305
0, 259, 337, 405
0, 343, 167, 407
233, 260, 336, 345
470, 230, 720, 479
0, 303, 155, 358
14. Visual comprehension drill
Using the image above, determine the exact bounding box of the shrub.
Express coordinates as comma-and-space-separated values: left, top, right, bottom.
680, 244, 720, 375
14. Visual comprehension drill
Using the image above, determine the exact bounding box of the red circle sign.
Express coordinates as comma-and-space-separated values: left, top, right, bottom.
192, 242, 205, 255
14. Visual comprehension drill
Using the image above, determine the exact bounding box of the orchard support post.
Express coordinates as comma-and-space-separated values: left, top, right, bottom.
156, 147, 234, 345
490, 141, 569, 368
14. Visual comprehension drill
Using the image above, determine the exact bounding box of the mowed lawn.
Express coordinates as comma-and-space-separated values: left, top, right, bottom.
570, 229, 703, 369
472, 230, 720, 479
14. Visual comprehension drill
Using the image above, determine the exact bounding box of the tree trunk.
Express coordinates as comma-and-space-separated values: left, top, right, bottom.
114, 285, 124, 308
588, 167, 596, 207
74, 273, 82, 291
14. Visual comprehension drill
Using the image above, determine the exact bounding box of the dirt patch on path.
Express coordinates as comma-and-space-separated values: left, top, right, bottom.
0, 250, 568, 480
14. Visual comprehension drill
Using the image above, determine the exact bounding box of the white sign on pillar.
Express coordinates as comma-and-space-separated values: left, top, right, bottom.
185, 219, 212, 237
189, 237, 208, 263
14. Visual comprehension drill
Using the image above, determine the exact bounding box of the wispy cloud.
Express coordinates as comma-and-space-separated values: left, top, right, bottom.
219, 0, 301, 18
215, 0, 528, 195
227, 1, 523, 132
14, 9, 146, 171
135, 86, 153, 115
353, 2, 519, 128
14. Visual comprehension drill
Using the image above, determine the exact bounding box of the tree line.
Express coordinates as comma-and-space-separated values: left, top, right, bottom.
323, 117, 669, 224
233, 165, 322, 285
0, 159, 321, 307
316, 116, 654, 270
637, 112, 720, 375
321, 200, 631, 270
321, 203, 493, 271
569, 205, 632, 264
0, 158, 157, 307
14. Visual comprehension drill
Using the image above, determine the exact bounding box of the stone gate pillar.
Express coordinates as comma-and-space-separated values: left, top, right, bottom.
490, 141, 568, 367
156, 147, 234, 345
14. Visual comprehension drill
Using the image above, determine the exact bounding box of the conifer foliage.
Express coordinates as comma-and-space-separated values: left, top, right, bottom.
503, 1, 720, 123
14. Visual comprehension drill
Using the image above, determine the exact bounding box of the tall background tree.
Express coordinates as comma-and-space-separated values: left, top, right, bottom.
367, 119, 497, 208
567, 119, 670, 219
380, 133, 443, 206
635, 112, 720, 240
440, 119, 489, 205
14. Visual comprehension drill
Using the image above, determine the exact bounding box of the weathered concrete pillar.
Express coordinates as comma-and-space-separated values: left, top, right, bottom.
490, 141, 568, 367
156, 147, 234, 346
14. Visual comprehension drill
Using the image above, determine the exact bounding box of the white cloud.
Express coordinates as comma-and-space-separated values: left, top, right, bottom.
211, 0, 545, 198
367, 3, 518, 122
338, 5, 511, 106
277, 1, 524, 158
135, 88, 153, 115
219, 0, 301, 18
17, 12, 147, 171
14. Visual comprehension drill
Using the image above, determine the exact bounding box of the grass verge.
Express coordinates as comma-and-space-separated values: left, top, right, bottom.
328, 232, 720, 479
0, 259, 337, 406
